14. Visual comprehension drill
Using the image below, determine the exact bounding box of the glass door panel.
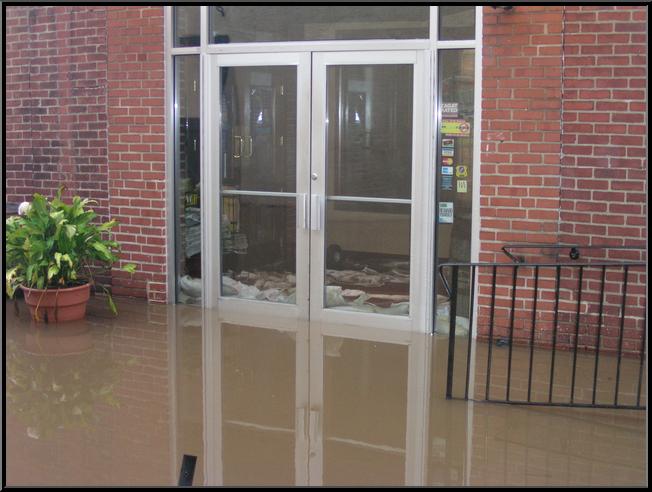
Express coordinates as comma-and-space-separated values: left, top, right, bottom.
311, 52, 424, 330
326, 64, 413, 200
217, 55, 310, 313
324, 200, 411, 315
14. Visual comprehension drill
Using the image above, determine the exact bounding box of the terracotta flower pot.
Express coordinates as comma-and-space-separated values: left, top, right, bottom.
21, 283, 91, 323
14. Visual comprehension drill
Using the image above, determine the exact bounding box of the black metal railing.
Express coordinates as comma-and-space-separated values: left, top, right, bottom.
439, 255, 646, 410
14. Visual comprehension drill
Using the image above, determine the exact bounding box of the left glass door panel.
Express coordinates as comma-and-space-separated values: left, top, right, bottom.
220, 65, 299, 304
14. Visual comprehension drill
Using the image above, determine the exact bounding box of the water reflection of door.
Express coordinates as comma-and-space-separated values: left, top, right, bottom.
207, 51, 430, 332
202, 312, 431, 486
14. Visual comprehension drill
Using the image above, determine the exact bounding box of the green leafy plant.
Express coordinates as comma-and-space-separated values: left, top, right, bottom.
5, 187, 136, 315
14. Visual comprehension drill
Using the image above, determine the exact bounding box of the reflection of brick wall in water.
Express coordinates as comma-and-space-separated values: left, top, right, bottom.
5, 306, 173, 485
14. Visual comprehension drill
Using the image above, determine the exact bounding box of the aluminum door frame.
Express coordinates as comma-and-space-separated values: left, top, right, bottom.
309, 50, 433, 333
204, 52, 312, 322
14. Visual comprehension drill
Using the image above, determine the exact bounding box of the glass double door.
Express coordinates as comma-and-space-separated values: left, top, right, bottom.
209, 51, 429, 331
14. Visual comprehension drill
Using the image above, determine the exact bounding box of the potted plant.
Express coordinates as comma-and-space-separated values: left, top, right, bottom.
5, 187, 136, 322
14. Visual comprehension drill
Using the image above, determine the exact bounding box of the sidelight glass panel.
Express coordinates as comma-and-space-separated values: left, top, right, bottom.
174, 56, 201, 304
221, 195, 296, 304
326, 65, 413, 200
438, 6, 476, 41
209, 6, 429, 44
435, 49, 475, 332
221, 66, 297, 193
324, 201, 411, 315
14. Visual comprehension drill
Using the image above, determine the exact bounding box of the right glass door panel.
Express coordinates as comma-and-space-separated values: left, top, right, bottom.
324, 64, 414, 315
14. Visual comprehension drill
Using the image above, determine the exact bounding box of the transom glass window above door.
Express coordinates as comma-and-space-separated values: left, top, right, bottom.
208, 6, 429, 44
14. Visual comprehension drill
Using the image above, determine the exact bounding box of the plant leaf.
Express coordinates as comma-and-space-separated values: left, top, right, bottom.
90, 242, 112, 261
106, 295, 117, 316
47, 264, 59, 280
63, 224, 76, 239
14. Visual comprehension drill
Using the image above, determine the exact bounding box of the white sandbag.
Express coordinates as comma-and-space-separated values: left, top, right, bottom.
179, 275, 202, 298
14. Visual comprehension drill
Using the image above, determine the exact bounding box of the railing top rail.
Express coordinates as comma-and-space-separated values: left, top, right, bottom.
438, 261, 646, 269
501, 242, 646, 251
501, 243, 647, 264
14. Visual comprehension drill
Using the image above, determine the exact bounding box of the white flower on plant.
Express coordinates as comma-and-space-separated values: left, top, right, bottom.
17, 201, 31, 216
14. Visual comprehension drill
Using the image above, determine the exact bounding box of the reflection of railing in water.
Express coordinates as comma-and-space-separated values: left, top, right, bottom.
438, 254, 647, 410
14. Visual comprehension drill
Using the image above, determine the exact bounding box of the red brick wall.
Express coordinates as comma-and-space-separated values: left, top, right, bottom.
5, 6, 110, 220
480, 6, 564, 262
478, 5, 647, 353
5, 5, 167, 303
560, 6, 647, 257
106, 6, 167, 302
558, 5, 647, 353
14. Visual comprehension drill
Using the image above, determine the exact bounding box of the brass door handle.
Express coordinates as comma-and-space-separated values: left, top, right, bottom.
243, 136, 253, 158
233, 135, 242, 158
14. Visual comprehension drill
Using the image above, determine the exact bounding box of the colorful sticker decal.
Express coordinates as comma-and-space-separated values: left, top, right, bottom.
441, 166, 454, 176
441, 175, 453, 191
455, 165, 468, 178
442, 138, 455, 148
442, 147, 455, 157
441, 119, 471, 136
442, 157, 454, 166
457, 180, 468, 193
441, 102, 459, 118
439, 202, 454, 224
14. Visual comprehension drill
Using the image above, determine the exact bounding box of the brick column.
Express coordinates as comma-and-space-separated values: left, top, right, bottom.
106, 6, 167, 302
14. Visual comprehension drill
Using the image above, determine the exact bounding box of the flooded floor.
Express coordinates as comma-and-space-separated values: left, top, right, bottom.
4, 297, 647, 486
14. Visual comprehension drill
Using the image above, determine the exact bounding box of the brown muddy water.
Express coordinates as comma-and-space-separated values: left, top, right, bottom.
4, 297, 647, 486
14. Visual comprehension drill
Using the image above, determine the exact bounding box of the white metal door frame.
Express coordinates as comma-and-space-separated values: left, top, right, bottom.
205, 52, 312, 322
205, 50, 433, 333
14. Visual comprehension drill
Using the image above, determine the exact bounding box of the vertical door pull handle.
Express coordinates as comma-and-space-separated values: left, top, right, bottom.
297, 194, 309, 229
310, 194, 322, 231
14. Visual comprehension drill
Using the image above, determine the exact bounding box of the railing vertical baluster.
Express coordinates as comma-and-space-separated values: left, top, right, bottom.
437, 257, 645, 410
465, 265, 477, 400
506, 265, 518, 402
446, 265, 459, 400
614, 265, 629, 406
592, 265, 607, 405
570, 265, 584, 405
636, 306, 646, 408
485, 266, 497, 401
548, 266, 562, 404
527, 265, 539, 403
